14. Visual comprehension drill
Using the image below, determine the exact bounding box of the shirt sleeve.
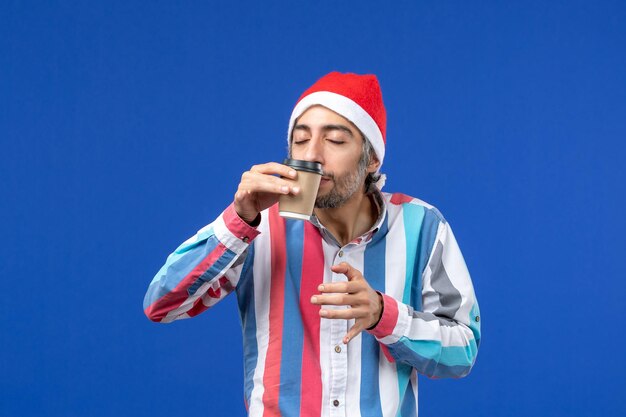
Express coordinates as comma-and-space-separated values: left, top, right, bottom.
366, 219, 481, 379
143, 203, 260, 323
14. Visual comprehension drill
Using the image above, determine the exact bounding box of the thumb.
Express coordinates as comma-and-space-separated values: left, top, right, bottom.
343, 321, 364, 345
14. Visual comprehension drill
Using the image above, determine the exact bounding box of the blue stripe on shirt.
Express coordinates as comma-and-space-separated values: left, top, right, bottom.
360, 215, 388, 416
396, 204, 426, 412
278, 219, 305, 413
236, 244, 257, 406
401, 203, 426, 311
400, 373, 417, 417
416, 208, 442, 309
396, 364, 413, 417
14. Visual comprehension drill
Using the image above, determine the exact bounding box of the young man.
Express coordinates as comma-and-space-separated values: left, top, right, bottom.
144, 72, 481, 417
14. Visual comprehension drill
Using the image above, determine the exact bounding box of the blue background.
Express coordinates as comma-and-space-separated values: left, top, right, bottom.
1, 1, 625, 416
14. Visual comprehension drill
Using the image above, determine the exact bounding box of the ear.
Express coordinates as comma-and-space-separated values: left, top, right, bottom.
367, 153, 380, 174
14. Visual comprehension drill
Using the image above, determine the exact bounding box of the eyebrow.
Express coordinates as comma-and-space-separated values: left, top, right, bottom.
293, 124, 354, 138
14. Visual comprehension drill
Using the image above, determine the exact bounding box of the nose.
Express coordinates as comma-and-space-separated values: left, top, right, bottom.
302, 136, 324, 165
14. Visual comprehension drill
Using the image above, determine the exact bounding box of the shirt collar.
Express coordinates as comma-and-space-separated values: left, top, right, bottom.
309, 188, 387, 247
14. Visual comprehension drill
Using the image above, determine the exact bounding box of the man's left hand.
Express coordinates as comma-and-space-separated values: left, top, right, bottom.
310, 262, 383, 344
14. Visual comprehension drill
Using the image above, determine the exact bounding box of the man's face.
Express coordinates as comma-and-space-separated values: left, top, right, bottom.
290, 105, 377, 208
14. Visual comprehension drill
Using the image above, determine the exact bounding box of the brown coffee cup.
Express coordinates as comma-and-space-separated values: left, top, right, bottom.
279, 159, 323, 221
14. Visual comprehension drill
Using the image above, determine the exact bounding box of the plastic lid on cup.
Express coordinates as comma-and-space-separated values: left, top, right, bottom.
283, 159, 323, 175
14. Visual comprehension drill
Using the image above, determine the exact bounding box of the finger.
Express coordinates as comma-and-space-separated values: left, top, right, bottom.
343, 322, 365, 344
317, 281, 362, 294
330, 262, 362, 281
234, 189, 256, 206
311, 293, 354, 306
248, 171, 301, 193
240, 172, 297, 195
250, 162, 298, 179
318, 307, 366, 320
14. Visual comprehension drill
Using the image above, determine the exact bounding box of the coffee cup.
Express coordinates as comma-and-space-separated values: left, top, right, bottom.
279, 159, 323, 221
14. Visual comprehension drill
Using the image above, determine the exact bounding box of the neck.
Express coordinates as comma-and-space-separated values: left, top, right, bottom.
314, 189, 378, 247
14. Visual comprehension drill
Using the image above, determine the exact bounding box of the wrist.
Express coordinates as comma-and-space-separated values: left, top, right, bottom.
244, 212, 261, 227
367, 291, 384, 330
222, 204, 262, 245
235, 205, 261, 226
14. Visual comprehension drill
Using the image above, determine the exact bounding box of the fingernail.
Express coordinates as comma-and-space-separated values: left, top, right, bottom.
318, 284, 324, 291
292, 186, 300, 194
281, 186, 289, 193
289, 170, 296, 177
310, 296, 317, 303
319, 309, 328, 317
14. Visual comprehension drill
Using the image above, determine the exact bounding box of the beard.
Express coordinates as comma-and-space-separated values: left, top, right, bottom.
315, 165, 367, 209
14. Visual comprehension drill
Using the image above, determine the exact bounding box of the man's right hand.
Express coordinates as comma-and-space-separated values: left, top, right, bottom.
234, 162, 300, 224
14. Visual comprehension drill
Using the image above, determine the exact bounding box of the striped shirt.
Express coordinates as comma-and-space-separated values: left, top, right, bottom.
144, 190, 481, 417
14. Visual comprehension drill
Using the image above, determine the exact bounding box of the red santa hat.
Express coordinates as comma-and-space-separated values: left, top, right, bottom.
288, 72, 387, 170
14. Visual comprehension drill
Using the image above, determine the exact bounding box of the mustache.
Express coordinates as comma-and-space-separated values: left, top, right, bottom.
321, 171, 335, 180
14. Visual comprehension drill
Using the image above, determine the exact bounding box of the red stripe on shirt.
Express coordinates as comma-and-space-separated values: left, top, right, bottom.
186, 297, 209, 318
367, 294, 400, 339
299, 222, 324, 417
262, 205, 286, 416
390, 193, 414, 205
144, 242, 229, 322
380, 345, 395, 363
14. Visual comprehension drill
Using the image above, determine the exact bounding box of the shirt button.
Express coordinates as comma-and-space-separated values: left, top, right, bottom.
338, 250, 344, 257
242, 236, 249, 243
333, 400, 340, 407
475, 316, 480, 322
334, 345, 342, 353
